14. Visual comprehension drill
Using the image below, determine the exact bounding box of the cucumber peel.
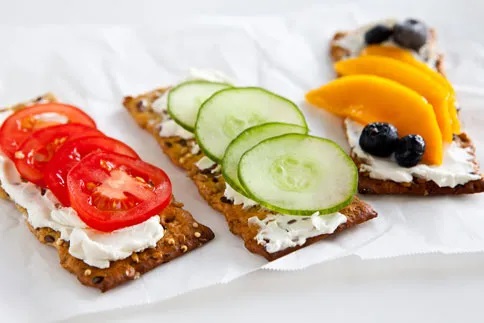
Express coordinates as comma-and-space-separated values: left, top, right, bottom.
195, 87, 308, 162
167, 80, 232, 132
222, 122, 308, 195
238, 133, 357, 215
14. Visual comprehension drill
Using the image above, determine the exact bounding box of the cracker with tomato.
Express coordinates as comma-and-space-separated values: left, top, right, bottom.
0, 94, 214, 292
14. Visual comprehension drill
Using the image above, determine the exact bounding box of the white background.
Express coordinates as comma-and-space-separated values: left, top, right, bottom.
0, 0, 483, 322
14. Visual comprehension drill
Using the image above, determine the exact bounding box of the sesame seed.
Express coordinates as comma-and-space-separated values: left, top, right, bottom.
55, 239, 63, 246
84, 269, 92, 276
134, 272, 141, 280
167, 238, 175, 245
151, 252, 162, 259
194, 232, 201, 238
181, 245, 188, 252
131, 253, 139, 263
125, 267, 135, 277
192, 222, 199, 228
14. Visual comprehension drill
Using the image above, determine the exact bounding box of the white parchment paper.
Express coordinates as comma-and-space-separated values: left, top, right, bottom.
0, 5, 483, 321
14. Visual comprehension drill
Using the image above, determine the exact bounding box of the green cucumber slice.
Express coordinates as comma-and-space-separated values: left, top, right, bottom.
167, 80, 232, 131
195, 87, 308, 162
222, 122, 308, 195
238, 134, 357, 215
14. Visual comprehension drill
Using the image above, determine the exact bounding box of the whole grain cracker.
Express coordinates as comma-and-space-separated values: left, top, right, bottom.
0, 94, 214, 292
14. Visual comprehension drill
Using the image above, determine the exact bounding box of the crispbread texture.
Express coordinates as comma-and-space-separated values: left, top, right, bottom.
123, 89, 377, 261
330, 29, 484, 195
0, 94, 214, 292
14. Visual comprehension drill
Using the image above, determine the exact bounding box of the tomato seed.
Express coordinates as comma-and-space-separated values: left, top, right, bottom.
99, 159, 115, 171
135, 176, 146, 183
86, 182, 97, 191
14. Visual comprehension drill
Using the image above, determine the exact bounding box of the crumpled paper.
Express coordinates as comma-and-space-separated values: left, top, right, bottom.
0, 5, 483, 321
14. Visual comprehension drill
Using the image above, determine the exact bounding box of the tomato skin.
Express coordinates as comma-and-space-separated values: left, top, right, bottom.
44, 136, 139, 206
0, 103, 96, 159
14, 124, 104, 186
67, 151, 172, 232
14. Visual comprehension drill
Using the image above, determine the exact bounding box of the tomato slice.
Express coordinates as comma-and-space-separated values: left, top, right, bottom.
44, 136, 139, 206
67, 151, 172, 232
0, 103, 96, 159
14, 124, 104, 186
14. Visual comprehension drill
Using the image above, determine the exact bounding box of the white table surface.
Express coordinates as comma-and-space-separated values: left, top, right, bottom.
1, 0, 483, 322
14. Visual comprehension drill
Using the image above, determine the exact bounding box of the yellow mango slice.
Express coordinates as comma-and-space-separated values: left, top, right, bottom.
361, 45, 461, 134
334, 56, 453, 142
306, 75, 443, 165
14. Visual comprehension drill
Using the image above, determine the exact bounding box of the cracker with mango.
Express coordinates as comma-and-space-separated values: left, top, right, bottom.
306, 18, 484, 195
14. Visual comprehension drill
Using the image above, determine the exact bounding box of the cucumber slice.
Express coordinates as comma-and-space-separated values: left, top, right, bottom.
195, 87, 308, 162
238, 134, 357, 215
222, 122, 308, 194
167, 80, 232, 131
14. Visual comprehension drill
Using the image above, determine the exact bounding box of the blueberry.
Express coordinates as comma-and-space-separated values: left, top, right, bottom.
359, 123, 398, 157
394, 135, 426, 167
393, 19, 428, 51
364, 25, 394, 45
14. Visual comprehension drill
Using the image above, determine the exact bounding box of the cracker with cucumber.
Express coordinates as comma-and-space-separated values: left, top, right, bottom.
307, 18, 484, 195
124, 80, 377, 261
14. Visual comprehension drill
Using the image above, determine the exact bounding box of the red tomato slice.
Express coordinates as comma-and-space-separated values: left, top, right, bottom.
67, 151, 172, 232
14, 124, 104, 186
44, 136, 139, 206
0, 103, 96, 159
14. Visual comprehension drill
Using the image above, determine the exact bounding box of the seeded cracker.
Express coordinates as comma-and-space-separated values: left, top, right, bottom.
330, 28, 484, 195
123, 89, 377, 261
0, 94, 214, 292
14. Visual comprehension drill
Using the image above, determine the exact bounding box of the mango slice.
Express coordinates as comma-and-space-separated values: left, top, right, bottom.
306, 75, 443, 165
361, 45, 461, 134
334, 56, 453, 142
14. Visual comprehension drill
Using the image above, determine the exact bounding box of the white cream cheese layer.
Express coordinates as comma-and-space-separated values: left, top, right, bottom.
223, 183, 258, 209
345, 118, 481, 187
195, 156, 258, 208
194, 154, 347, 253
195, 156, 217, 170
248, 212, 347, 254
333, 19, 438, 68
0, 110, 164, 269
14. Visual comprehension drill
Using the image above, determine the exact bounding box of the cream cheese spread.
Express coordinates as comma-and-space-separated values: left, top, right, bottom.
223, 183, 258, 209
345, 118, 481, 187
0, 110, 164, 269
333, 19, 439, 68
248, 212, 347, 253
194, 149, 346, 253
